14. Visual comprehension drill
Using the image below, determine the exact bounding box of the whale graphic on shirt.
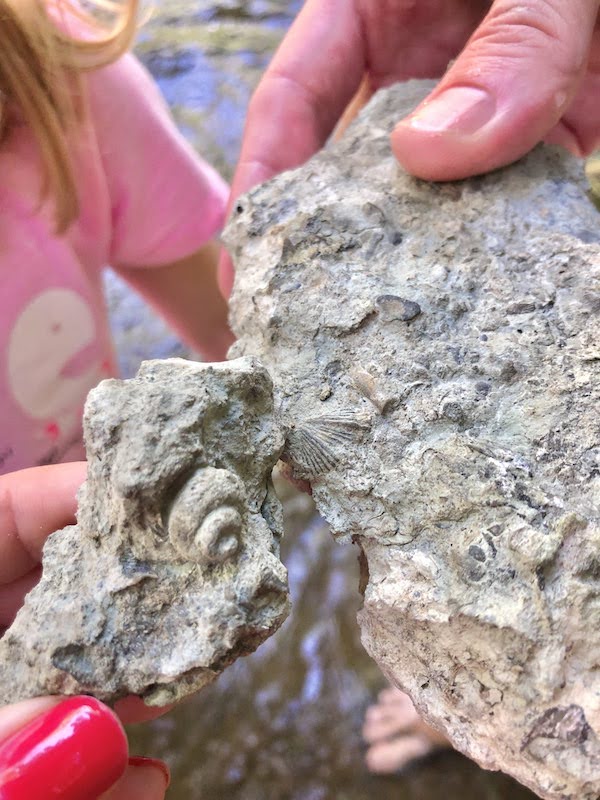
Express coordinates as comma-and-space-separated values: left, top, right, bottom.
7, 289, 104, 431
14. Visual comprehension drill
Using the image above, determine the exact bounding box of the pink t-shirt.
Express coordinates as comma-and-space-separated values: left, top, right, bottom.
0, 54, 228, 474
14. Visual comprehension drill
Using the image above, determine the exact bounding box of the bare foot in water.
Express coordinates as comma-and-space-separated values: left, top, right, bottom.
363, 687, 451, 774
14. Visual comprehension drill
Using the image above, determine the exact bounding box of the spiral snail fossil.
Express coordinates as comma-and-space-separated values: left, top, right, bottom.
167, 467, 247, 564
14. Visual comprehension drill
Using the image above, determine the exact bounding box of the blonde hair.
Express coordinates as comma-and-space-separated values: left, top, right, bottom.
0, 0, 139, 231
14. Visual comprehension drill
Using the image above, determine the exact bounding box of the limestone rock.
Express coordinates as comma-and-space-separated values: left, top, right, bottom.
0, 357, 289, 707
224, 81, 600, 799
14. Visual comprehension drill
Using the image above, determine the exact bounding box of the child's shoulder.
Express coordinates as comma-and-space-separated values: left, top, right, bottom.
82, 51, 192, 179
85, 52, 171, 125
79, 52, 228, 269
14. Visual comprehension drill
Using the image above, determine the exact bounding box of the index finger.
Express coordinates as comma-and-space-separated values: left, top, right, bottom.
220, 0, 366, 298
0, 462, 87, 584
230, 0, 365, 203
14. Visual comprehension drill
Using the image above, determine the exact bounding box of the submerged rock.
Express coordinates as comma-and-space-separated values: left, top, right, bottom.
0, 357, 289, 707
224, 81, 600, 799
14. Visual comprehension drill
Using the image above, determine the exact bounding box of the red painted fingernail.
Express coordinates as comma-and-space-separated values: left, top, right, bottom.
0, 696, 128, 800
128, 756, 171, 788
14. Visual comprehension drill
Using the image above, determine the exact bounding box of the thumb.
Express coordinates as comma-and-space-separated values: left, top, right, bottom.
392, 0, 599, 180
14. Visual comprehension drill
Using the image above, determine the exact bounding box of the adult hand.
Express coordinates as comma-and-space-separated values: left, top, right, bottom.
0, 464, 170, 800
220, 0, 600, 295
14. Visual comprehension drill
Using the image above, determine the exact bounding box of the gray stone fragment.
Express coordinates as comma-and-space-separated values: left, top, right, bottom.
0, 357, 289, 707
224, 81, 600, 799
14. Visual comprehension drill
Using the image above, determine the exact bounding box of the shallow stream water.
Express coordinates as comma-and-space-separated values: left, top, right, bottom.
117, 3, 539, 797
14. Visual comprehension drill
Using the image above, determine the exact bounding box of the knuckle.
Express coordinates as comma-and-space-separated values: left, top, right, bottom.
248, 78, 275, 118
478, 0, 585, 83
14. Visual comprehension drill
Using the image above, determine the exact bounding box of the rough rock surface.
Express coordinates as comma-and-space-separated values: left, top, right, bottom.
224, 81, 600, 799
0, 357, 289, 707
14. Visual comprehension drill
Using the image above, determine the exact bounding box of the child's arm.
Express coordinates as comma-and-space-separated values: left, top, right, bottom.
86, 55, 233, 359
116, 240, 234, 363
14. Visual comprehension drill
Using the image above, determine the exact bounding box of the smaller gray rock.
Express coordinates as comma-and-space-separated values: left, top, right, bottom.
0, 357, 289, 707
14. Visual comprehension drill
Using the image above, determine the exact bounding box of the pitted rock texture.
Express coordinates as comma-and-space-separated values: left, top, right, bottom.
0, 357, 289, 707
225, 81, 600, 799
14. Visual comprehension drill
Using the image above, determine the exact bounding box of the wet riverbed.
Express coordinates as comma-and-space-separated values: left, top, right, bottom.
114, 2, 539, 797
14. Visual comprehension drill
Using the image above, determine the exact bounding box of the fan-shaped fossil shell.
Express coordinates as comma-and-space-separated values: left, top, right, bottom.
283, 411, 370, 477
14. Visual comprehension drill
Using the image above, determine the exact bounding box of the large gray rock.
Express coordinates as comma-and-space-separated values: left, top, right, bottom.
224, 81, 600, 799
0, 357, 289, 707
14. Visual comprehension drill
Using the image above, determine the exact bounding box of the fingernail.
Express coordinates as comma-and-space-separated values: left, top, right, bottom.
403, 87, 495, 135
128, 757, 171, 789
0, 697, 128, 800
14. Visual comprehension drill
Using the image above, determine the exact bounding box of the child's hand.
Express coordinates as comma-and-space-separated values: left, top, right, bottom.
0, 464, 170, 799
220, 0, 600, 295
